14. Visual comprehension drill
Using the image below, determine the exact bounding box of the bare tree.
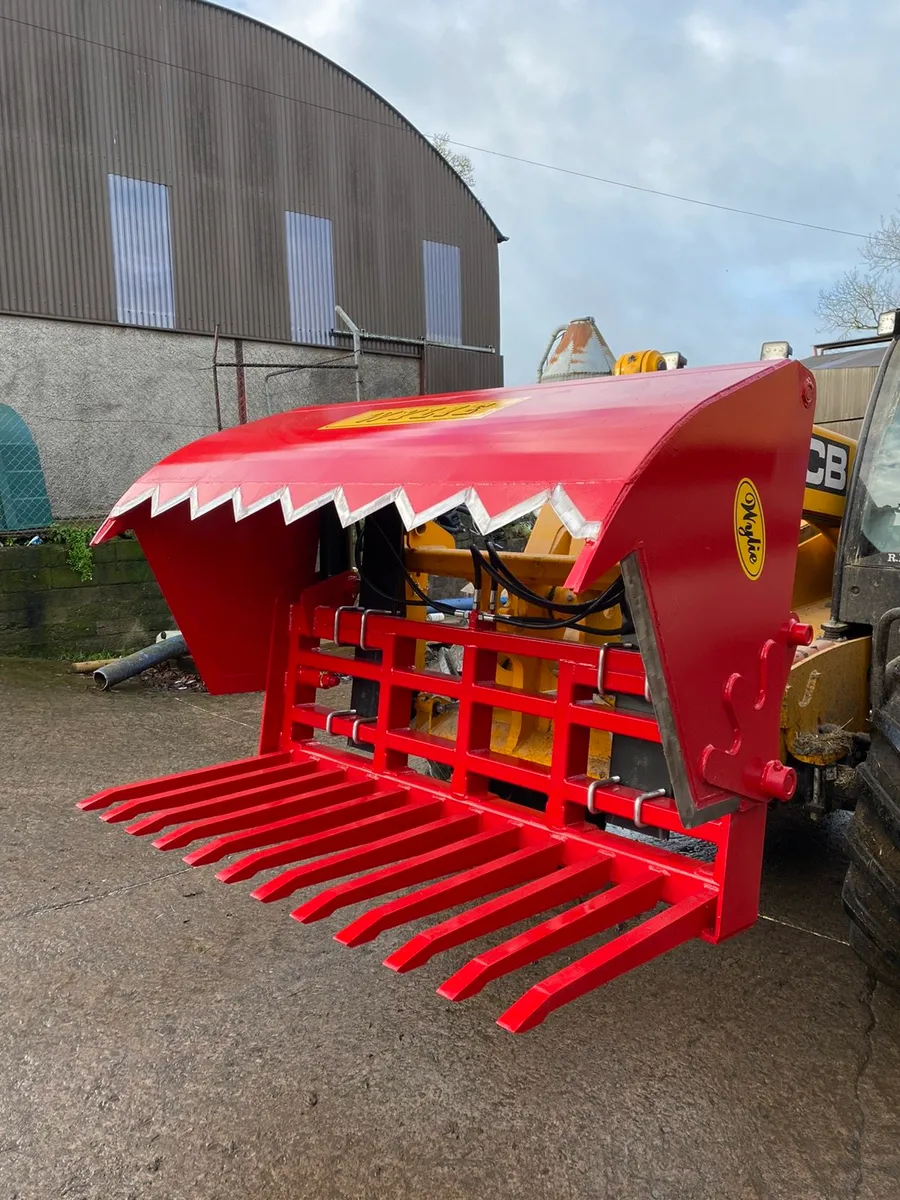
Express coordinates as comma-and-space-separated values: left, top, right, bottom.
431, 133, 475, 189
817, 211, 900, 333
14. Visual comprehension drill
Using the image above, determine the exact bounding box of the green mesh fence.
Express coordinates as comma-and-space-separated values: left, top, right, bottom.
0, 404, 52, 530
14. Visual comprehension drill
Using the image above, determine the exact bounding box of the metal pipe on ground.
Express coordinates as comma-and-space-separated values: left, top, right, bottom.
93, 634, 188, 691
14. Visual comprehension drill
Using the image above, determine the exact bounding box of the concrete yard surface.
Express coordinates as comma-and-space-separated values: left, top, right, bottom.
2, 657, 900, 1200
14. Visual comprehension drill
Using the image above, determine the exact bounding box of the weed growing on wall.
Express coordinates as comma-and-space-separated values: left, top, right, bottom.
50, 522, 97, 582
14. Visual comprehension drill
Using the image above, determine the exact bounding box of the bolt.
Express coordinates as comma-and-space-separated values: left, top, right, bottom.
760, 759, 796, 801
786, 619, 814, 647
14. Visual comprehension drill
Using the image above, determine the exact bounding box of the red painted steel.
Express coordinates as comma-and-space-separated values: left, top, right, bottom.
101, 760, 321, 825
250, 813, 482, 903
76, 572, 802, 1027
90, 362, 813, 719
290, 826, 522, 924
77, 751, 292, 812
94, 363, 804, 548
76, 363, 817, 1030
496, 893, 716, 1034
332, 843, 563, 946
182, 789, 412, 866
124, 768, 348, 838
220, 801, 447, 885
437, 873, 667, 1001
382, 856, 614, 973
148, 777, 378, 850
74, 600, 765, 1030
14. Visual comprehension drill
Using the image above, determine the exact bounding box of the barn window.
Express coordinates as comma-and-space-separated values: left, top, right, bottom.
0, 405, 52, 531
423, 241, 462, 345
285, 212, 336, 345
107, 175, 176, 329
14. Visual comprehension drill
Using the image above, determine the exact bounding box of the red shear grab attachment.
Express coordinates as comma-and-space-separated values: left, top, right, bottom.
80, 359, 815, 1031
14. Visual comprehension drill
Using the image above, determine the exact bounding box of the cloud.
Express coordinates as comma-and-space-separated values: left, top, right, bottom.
226, 0, 896, 383
684, 13, 735, 63
229, 0, 359, 44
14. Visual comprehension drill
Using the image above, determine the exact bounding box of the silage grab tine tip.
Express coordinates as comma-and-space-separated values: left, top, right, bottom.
332, 842, 564, 947
98, 760, 318, 824
121, 765, 344, 838
437, 871, 665, 1003
291, 826, 522, 926
382, 854, 614, 975
75, 751, 292, 813
100, 758, 321, 825
145, 774, 371, 850
249, 812, 479, 903
495, 891, 717, 1034
181, 788, 410, 866
215, 798, 445, 886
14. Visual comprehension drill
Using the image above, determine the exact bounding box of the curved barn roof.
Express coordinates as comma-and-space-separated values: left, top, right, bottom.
0, 0, 504, 346
201, 0, 505, 241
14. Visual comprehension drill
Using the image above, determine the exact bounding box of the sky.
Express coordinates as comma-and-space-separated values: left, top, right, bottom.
227, 0, 898, 386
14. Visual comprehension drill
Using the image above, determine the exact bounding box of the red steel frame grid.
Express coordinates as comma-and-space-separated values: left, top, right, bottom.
76, 595, 770, 1030
271, 595, 772, 931
273, 600, 768, 944
287, 602, 707, 840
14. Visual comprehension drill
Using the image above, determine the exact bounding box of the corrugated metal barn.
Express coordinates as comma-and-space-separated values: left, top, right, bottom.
802, 346, 886, 441
0, 0, 504, 524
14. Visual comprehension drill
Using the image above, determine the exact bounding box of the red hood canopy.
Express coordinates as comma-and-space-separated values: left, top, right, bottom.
97, 362, 784, 551
94, 361, 815, 700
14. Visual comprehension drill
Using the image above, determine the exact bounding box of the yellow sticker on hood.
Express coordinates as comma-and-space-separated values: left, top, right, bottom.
321, 397, 524, 430
734, 478, 765, 580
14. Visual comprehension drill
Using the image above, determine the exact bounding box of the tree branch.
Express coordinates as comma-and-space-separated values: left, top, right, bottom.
431, 132, 476, 189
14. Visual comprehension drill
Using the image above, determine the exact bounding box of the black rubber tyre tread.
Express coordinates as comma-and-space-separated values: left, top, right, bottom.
844, 797, 900, 912
848, 923, 900, 991
855, 755, 900, 842
845, 677, 900, 988
843, 863, 900, 957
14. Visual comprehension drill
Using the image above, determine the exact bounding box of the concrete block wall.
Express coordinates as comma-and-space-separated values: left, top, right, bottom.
0, 314, 421, 522
0, 540, 172, 657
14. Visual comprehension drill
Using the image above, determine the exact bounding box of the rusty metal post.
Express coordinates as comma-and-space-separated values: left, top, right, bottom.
334, 307, 363, 404
235, 338, 248, 425
212, 323, 223, 431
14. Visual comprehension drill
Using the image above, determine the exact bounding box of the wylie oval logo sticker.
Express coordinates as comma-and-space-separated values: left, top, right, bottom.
734, 478, 765, 580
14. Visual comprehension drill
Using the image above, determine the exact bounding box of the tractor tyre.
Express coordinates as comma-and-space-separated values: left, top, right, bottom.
843, 634, 900, 987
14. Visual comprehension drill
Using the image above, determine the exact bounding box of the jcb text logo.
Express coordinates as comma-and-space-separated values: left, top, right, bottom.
807, 436, 849, 495
734, 478, 765, 581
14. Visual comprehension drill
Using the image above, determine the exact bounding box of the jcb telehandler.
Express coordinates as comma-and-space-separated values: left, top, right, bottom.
77, 313, 900, 1029
414, 314, 900, 987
